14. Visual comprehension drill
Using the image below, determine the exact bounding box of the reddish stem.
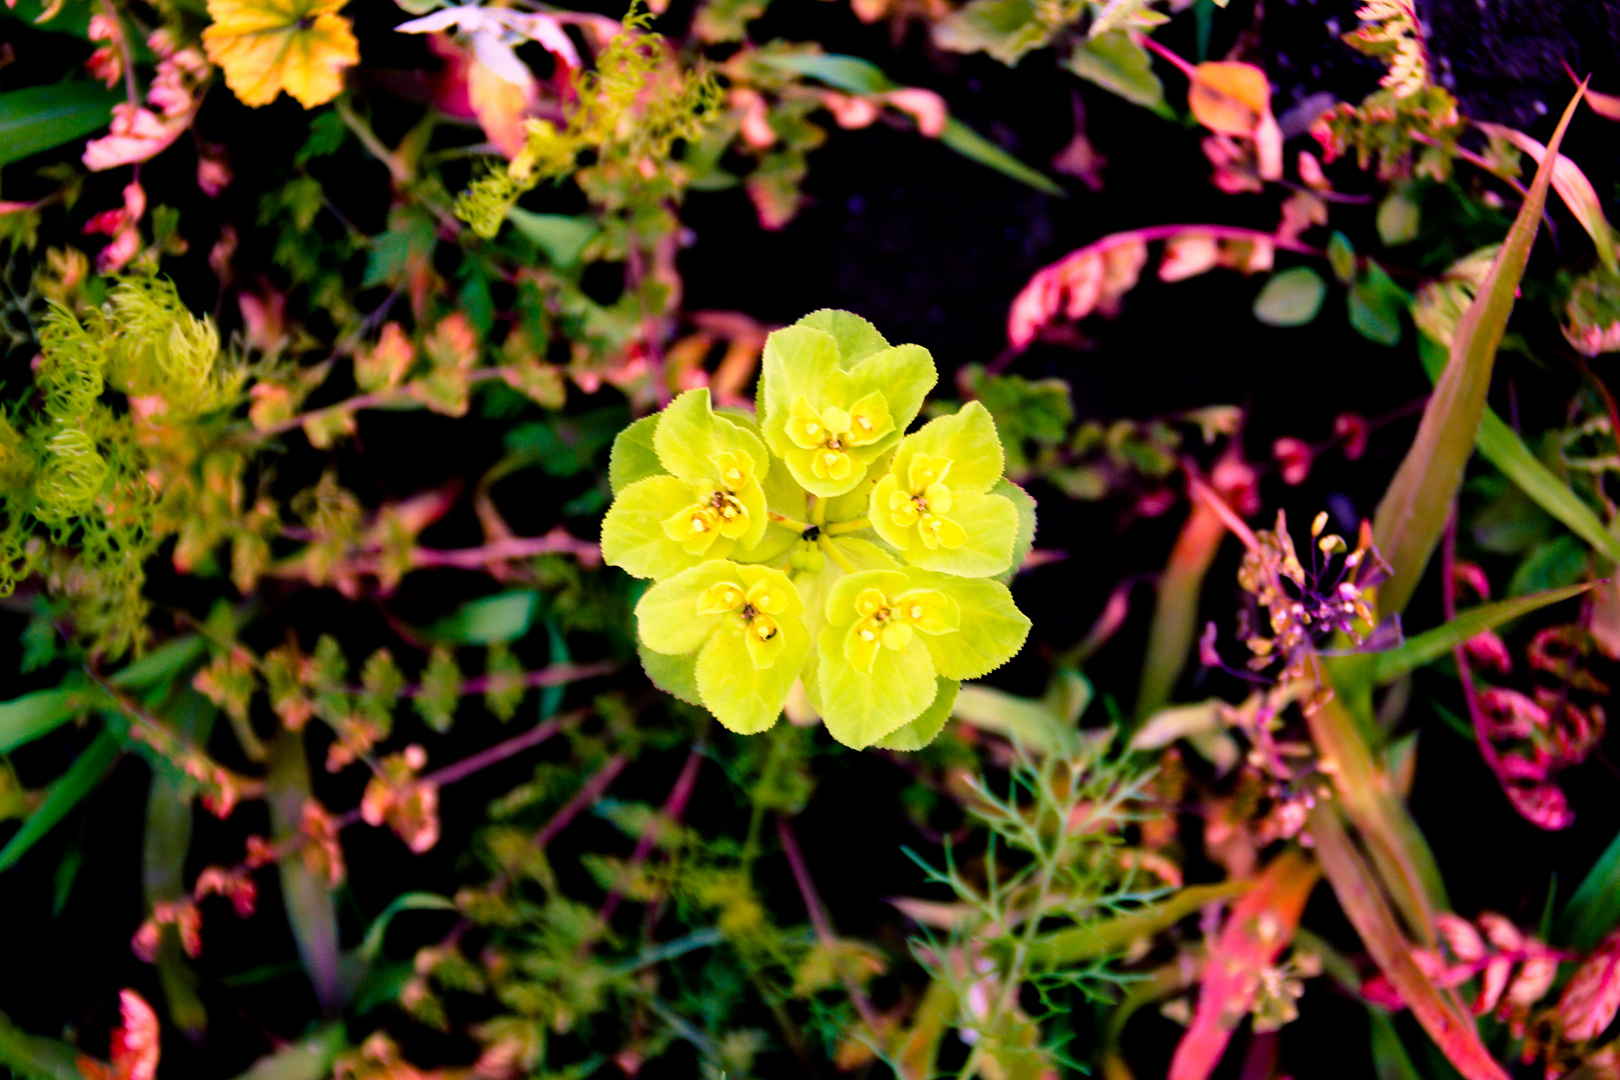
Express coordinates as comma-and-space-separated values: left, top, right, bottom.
424, 706, 588, 788
776, 814, 885, 1035
599, 745, 705, 924
1441, 512, 1506, 780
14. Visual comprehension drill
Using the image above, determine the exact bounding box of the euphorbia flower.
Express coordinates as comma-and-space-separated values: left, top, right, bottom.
815, 567, 1028, 747
601, 389, 771, 579
869, 401, 1019, 576
759, 311, 935, 497
637, 561, 808, 733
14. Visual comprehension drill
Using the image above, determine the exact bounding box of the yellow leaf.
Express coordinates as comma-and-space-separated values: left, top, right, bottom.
203, 0, 359, 109
1187, 61, 1270, 137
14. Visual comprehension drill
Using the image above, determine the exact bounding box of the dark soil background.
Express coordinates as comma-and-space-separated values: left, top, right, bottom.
3, 0, 1620, 1076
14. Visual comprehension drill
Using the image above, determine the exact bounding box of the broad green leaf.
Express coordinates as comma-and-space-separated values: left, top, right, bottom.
601, 475, 724, 580
429, 590, 537, 645
635, 560, 739, 655
696, 610, 809, 733
653, 389, 768, 500
0, 687, 87, 755
938, 118, 1065, 197
843, 344, 938, 449
1253, 266, 1327, 326
1415, 333, 1620, 565
229, 1024, 348, 1080
1507, 534, 1588, 596
1372, 87, 1584, 619
1556, 826, 1620, 949
759, 324, 843, 459
1027, 881, 1250, 967
876, 678, 959, 750
1349, 261, 1407, 346
609, 414, 663, 495
267, 731, 345, 1012
0, 729, 119, 874
753, 52, 896, 95
952, 684, 1070, 755
934, 0, 1047, 64
817, 624, 939, 748
915, 573, 1031, 680
506, 209, 598, 268
1369, 582, 1594, 685
639, 641, 704, 706
794, 309, 890, 366
0, 81, 119, 168
1065, 30, 1166, 112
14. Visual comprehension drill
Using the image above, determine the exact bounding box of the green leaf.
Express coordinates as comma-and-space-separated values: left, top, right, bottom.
938, 118, 1065, 196
1253, 267, 1327, 326
951, 682, 1076, 756
1027, 881, 1250, 967
0, 1009, 89, 1080
0, 688, 87, 755
897, 401, 1006, 493
876, 678, 959, 750
506, 209, 599, 268
1556, 826, 1620, 949
110, 634, 207, 689
229, 1024, 348, 1080
429, 591, 538, 645
0, 81, 119, 167
601, 475, 713, 580
1368, 582, 1595, 685
934, 0, 1049, 64
995, 479, 1037, 584
638, 641, 704, 706
1377, 190, 1422, 247
1507, 534, 1589, 597
914, 573, 1031, 680
1064, 30, 1166, 111
0, 729, 119, 874
1369, 1007, 1426, 1080
817, 623, 939, 748
353, 892, 457, 967
1349, 261, 1407, 346
1371, 87, 1584, 618
652, 389, 771, 553
266, 731, 345, 1012
753, 52, 896, 95
794, 309, 891, 365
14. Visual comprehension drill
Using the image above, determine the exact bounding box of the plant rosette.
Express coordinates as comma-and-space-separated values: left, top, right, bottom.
602, 311, 1034, 749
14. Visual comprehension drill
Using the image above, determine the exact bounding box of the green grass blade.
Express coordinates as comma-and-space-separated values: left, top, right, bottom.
0, 687, 90, 755
1027, 880, 1250, 967
1554, 827, 1620, 949
0, 1009, 89, 1080
938, 118, 1065, 196
1372, 86, 1586, 617
1416, 339, 1620, 565
0, 729, 120, 874
0, 81, 119, 167
267, 730, 346, 1013
1369, 582, 1595, 685
110, 634, 206, 690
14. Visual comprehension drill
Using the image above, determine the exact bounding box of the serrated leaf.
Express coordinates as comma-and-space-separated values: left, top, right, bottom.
506, 209, 599, 268
429, 591, 537, 645
696, 610, 807, 734
913, 572, 1031, 680
638, 641, 704, 706
1369, 582, 1594, 685
0, 81, 119, 167
1065, 30, 1165, 111
794, 309, 891, 365
817, 623, 939, 748
602, 475, 717, 580
1372, 87, 1585, 619
0, 729, 119, 874
876, 678, 959, 750
934, 0, 1048, 64
1253, 266, 1327, 326
995, 479, 1037, 583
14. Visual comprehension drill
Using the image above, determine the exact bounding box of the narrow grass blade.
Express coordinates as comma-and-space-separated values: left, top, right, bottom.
1370, 582, 1595, 685
938, 119, 1066, 195
0, 729, 120, 874
1372, 86, 1587, 617
1310, 803, 1509, 1080
0, 1009, 90, 1080
1417, 339, 1620, 565
267, 730, 346, 1014
1136, 497, 1230, 718
1555, 827, 1620, 950
0, 687, 89, 755
0, 81, 119, 167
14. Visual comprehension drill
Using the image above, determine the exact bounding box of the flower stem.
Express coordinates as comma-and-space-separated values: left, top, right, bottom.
819, 535, 856, 573
768, 510, 812, 532
824, 517, 870, 535
809, 495, 827, 527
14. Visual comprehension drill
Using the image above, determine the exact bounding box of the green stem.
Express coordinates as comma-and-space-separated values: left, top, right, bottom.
819, 536, 856, 573
809, 496, 827, 528
768, 511, 812, 532
824, 517, 869, 536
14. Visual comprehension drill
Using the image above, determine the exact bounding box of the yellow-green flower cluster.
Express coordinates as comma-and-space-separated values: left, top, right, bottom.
599, 311, 1032, 748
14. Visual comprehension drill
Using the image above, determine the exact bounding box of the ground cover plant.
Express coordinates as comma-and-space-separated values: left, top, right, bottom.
5, 0, 1620, 1076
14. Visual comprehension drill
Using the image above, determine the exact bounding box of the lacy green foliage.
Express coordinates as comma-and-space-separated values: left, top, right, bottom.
601, 311, 1033, 748
454, 5, 722, 238
3, 277, 243, 655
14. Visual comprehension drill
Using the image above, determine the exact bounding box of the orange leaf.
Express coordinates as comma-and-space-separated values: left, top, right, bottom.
1167, 849, 1319, 1080
1188, 62, 1272, 138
